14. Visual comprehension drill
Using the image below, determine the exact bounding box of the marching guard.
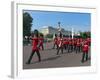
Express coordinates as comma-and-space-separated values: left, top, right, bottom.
52, 34, 58, 49
81, 41, 89, 63
26, 30, 41, 64
39, 34, 44, 50
57, 32, 63, 55
76, 39, 81, 53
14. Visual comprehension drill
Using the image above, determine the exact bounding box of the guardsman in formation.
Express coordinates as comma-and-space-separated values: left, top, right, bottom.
60, 37, 90, 54
73, 38, 77, 52
57, 32, 63, 55
72, 39, 75, 52
87, 38, 91, 46
26, 30, 41, 64
63, 38, 67, 50
68, 39, 73, 53
39, 34, 44, 50
81, 41, 89, 63
52, 34, 58, 49
76, 39, 81, 53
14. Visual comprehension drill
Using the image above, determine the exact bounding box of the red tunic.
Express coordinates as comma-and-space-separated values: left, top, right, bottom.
32, 38, 39, 51
39, 38, 44, 46
76, 41, 80, 47
69, 40, 72, 45
82, 44, 89, 52
65, 40, 69, 45
57, 38, 63, 47
87, 38, 91, 46
63, 38, 67, 45
74, 40, 77, 46
72, 40, 75, 45
54, 37, 58, 44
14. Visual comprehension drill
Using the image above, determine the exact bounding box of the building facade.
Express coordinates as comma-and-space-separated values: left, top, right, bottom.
39, 26, 71, 36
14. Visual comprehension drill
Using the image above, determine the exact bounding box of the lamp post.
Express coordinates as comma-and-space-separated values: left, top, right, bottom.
72, 28, 74, 39
58, 22, 61, 32
58, 22, 60, 27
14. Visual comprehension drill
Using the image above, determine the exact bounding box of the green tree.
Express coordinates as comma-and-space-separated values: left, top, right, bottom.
83, 32, 87, 39
80, 32, 84, 38
39, 32, 44, 37
86, 31, 91, 38
45, 34, 53, 38
23, 12, 33, 37
80, 32, 89, 39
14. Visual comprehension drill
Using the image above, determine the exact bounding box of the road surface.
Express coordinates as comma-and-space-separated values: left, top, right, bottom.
23, 42, 91, 69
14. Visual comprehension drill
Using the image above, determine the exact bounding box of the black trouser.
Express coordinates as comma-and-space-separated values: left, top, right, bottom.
68, 45, 73, 53
73, 45, 76, 51
53, 43, 58, 49
81, 51, 88, 62
40, 45, 44, 50
76, 46, 81, 53
66, 44, 68, 50
71, 45, 74, 52
63, 44, 67, 50
80, 46, 82, 52
27, 50, 41, 64
57, 46, 63, 55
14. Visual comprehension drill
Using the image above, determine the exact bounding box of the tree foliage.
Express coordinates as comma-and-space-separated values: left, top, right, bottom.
45, 34, 53, 38
80, 31, 91, 39
23, 12, 33, 37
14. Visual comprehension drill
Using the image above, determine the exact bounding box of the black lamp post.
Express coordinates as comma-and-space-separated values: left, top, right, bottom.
58, 22, 61, 28
58, 22, 61, 32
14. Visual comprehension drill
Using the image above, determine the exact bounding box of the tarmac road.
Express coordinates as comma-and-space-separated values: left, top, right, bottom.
23, 42, 91, 69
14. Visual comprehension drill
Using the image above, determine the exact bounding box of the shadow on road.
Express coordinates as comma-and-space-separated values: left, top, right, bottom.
29, 55, 61, 64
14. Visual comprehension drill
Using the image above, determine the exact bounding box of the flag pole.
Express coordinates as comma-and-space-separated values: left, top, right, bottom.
72, 28, 74, 39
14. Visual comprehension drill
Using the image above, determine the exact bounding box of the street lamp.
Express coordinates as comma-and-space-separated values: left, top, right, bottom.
58, 22, 61, 32
58, 22, 60, 27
